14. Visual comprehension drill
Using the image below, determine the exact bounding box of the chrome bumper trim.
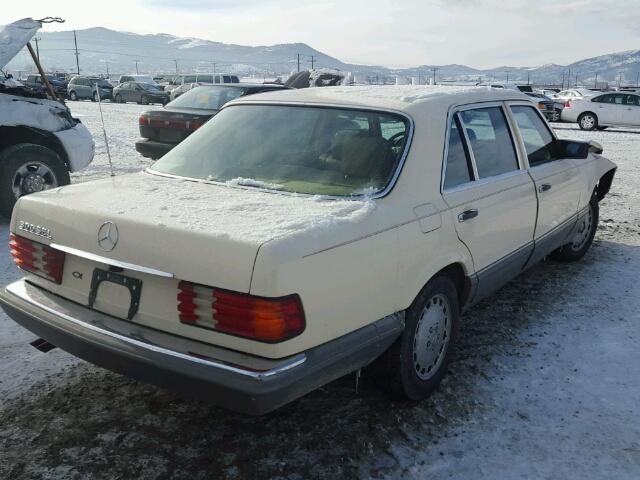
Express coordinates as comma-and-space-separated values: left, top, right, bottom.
4, 280, 306, 380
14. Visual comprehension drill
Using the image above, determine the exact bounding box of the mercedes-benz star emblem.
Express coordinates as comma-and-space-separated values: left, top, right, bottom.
97, 221, 118, 252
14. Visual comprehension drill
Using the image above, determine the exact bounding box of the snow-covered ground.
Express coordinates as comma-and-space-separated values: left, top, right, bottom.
0, 102, 639, 479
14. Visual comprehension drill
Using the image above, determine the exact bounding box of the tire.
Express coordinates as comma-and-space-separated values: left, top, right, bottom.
69, 91, 78, 101
578, 112, 598, 131
551, 192, 599, 262
91, 92, 97, 102
551, 109, 561, 122
0, 144, 70, 218
373, 275, 460, 400
141, 95, 148, 105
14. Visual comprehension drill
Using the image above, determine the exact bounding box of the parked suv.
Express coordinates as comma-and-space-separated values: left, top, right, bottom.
113, 82, 169, 105
22, 74, 67, 99
0, 18, 95, 217
165, 73, 240, 92
67, 76, 113, 101
0, 86, 616, 414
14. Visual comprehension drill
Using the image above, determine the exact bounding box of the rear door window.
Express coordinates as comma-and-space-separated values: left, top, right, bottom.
458, 107, 519, 178
511, 106, 556, 166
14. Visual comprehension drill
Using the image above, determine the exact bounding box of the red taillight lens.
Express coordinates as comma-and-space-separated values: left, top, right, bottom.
564, 100, 571, 108
186, 118, 205, 131
9, 233, 65, 284
177, 281, 305, 342
138, 114, 149, 126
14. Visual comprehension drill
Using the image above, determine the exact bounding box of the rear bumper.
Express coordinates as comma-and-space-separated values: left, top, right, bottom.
135, 138, 175, 159
0, 280, 403, 415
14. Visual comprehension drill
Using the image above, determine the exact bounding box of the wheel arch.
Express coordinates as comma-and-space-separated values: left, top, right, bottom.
401, 256, 475, 313
0, 126, 69, 169
596, 168, 616, 201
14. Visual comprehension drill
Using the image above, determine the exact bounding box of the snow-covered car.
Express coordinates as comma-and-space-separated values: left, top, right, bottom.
0, 18, 94, 217
562, 91, 640, 130
0, 86, 616, 414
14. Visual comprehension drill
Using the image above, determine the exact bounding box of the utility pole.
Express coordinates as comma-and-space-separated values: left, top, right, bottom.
34, 37, 41, 61
527, 72, 530, 85
297, 53, 300, 72
174, 59, 178, 74
506, 71, 509, 83
310, 55, 315, 69
594, 73, 598, 89
432, 67, 438, 85
212, 62, 216, 74
575, 73, 578, 87
618, 72, 623, 88
73, 30, 80, 75
135, 60, 139, 74
567, 69, 571, 87
636, 71, 639, 88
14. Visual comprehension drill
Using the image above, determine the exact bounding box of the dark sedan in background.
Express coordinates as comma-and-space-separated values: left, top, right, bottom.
135, 83, 288, 159
113, 82, 169, 105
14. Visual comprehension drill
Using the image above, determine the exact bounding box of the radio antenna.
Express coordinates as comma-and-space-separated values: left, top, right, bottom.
94, 86, 115, 177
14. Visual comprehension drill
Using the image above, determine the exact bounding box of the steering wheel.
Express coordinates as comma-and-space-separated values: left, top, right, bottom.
388, 131, 406, 148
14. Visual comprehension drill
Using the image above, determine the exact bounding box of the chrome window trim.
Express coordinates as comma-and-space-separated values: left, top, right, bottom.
5, 280, 306, 380
441, 100, 526, 194
50, 244, 175, 279
147, 101, 415, 201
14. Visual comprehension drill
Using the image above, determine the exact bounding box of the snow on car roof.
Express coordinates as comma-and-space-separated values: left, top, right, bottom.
229, 85, 530, 112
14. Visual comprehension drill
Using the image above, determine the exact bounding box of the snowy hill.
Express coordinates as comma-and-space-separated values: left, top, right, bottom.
5, 25, 640, 85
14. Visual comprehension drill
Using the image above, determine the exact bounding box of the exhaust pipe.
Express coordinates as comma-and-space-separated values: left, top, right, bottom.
30, 338, 57, 353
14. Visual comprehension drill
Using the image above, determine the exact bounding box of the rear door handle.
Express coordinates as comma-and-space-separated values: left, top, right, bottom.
538, 183, 552, 193
458, 209, 478, 222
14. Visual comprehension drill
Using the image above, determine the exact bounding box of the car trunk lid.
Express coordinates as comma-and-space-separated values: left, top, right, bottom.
138, 108, 213, 143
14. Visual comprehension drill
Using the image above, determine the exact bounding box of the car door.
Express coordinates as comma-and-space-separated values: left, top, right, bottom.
595, 94, 624, 125
441, 104, 537, 302
620, 94, 640, 126
508, 103, 582, 265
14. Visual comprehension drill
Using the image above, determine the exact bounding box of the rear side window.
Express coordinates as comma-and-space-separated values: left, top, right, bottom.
511, 106, 556, 166
443, 117, 473, 189
458, 107, 519, 178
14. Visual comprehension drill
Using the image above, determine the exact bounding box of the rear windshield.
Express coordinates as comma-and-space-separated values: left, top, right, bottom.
167, 86, 249, 110
150, 105, 409, 196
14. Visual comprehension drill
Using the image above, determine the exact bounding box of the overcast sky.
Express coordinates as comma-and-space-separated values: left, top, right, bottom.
4, 0, 640, 69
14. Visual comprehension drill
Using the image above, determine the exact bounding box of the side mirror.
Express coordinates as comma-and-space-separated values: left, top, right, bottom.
588, 140, 603, 155
557, 139, 589, 159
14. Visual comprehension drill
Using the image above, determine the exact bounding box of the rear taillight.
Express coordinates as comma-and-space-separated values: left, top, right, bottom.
177, 281, 305, 342
138, 114, 150, 126
564, 100, 571, 108
185, 118, 205, 131
9, 233, 65, 284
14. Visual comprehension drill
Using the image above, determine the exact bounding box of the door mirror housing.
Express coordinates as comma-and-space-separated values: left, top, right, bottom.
556, 139, 602, 159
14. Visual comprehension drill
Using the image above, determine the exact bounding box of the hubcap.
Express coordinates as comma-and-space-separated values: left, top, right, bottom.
581, 115, 595, 129
571, 206, 593, 251
413, 294, 451, 380
12, 162, 58, 199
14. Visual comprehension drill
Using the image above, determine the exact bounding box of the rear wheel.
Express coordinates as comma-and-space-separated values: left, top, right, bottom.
551, 109, 561, 122
0, 144, 70, 218
373, 275, 460, 400
578, 112, 598, 131
141, 95, 149, 105
69, 91, 78, 101
551, 192, 599, 262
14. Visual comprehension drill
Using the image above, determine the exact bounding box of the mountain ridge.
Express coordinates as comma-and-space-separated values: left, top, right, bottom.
5, 26, 640, 85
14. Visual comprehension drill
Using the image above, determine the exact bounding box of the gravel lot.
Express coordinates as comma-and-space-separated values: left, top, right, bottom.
1, 101, 639, 480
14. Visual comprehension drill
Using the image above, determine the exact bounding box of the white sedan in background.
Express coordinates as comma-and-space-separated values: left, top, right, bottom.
562, 91, 640, 130
552, 88, 595, 102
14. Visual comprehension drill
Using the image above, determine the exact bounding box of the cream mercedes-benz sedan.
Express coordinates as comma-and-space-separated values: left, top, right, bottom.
0, 86, 616, 414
